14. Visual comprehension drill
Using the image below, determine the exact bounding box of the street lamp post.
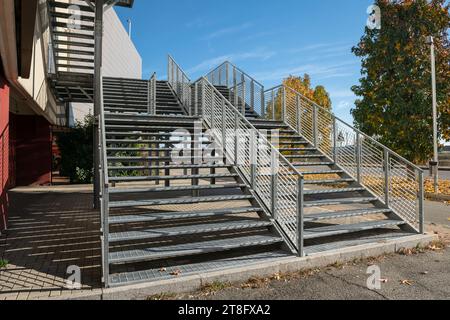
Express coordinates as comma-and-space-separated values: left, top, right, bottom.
426, 36, 439, 194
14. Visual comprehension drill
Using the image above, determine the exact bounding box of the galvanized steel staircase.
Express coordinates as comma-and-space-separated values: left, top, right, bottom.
100, 78, 291, 287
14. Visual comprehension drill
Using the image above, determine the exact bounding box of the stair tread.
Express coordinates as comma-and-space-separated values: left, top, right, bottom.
109, 207, 263, 224
304, 220, 405, 240
109, 235, 283, 264
304, 197, 378, 207
109, 195, 254, 208
109, 251, 292, 287
109, 219, 272, 242
304, 208, 392, 222
109, 173, 238, 182
304, 187, 365, 195
109, 183, 246, 194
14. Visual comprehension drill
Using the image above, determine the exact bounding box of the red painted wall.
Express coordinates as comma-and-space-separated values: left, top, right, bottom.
0, 72, 10, 231
10, 114, 52, 186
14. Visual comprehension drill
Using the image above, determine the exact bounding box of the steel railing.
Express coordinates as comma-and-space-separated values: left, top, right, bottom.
264, 84, 425, 233
98, 70, 110, 287
206, 61, 265, 117
194, 77, 305, 255
168, 55, 192, 114
148, 72, 157, 115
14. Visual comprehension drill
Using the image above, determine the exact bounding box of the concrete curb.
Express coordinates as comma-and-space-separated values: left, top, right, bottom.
49, 233, 438, 300
426, 193, 450, 202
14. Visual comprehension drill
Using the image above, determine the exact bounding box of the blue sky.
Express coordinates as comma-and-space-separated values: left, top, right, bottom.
115, 0, 377, 124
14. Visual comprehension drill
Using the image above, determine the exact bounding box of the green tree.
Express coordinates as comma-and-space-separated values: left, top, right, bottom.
351, 0, 450, 163
56, 114, 94, 184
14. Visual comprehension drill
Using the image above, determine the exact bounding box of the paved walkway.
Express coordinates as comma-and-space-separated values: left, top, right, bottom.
0, 186, 102, 300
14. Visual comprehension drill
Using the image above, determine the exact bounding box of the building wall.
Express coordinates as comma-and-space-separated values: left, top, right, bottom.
69, 7, 142, 126
0, 71, 10, 231
9, 113, 52, 187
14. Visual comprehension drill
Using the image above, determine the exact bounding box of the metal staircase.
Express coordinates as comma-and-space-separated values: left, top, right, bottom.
206, 61, 425, 254
99, 68, 292, 287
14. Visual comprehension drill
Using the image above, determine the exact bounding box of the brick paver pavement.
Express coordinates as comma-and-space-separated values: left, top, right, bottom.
0, 186, 102, 300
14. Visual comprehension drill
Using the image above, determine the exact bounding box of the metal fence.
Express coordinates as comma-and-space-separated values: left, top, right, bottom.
206, 62, 265, 117
195, 77, 305, 255
168, 55, 192, 113
264, 84, 425, 233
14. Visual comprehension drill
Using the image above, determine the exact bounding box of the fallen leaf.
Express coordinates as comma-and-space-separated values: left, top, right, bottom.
159, 267, 167, 273
170, 269, 182, 276
400, 280, 413, 286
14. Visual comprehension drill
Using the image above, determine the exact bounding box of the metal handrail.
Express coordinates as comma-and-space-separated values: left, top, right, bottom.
194, 76, 305, 255
264, 83, 425, 233
206, 61, 265, 117
168, 55, 192, 114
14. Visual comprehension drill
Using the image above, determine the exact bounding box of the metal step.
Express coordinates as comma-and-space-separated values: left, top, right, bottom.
304, 220, 406, 240
109, 173, 237, 183
300, 170, 344, 175
108, 164, 226, 171
109, 207, 263, 224
109, 183, 246, 194
285, 155, 326, 159
108, 219, 272, 242
279, 148, 317, 152
304, 208, 392, 222
108, 251, 292, 287
304, 187, 366, 195
106, 139, 210, 145
304, 178, 355, 185
304, 197, 378, 208
293, 162, 335, 167
109, 195, 254, 209
109, 235, 283, 264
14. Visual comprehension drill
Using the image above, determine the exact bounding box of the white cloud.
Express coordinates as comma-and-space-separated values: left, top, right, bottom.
202, 22, 253, 40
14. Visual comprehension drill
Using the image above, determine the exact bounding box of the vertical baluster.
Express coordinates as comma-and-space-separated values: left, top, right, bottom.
312, 105, 318, 147
242, 79, 246, 116
333, 117, 337, 163
419, 170, 425, 234
272, 90, 275, 120
250, 129, 257, 189
282, 86, 286, 123
271, 147, 278, 220
297, 177, 304, 257
261, 89, 265, 119
250, 80, 255, 113
226, 63, 229, 88
384, 149, 390, 206
234, 113, 239, 165
296, 94, 302, 134
356, 132, 361, 184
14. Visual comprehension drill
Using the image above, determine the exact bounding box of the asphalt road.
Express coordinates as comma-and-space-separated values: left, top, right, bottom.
180, 248, 450, 300
425, 201, 450, 226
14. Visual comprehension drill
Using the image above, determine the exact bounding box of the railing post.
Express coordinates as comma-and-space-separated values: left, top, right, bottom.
296, 94, 302, 134
234, 113, 239, 165
226, 63, 229, 88
221, 99, 226, 149
250, 129, 257, 189
194, 82, 199, 116
250, 80, 255, 112
261, 89, 265, 119
218, 67, 222, 86
211, 88, 215, 128
272, 90, 275, 120
271, 147, 278, 219
101, 183, 110, 287
241, 80, 246, 116
147, 78, 151, 115
297, 177, 304, 257
201, 80, 206, 119
419, 170, 425, 234
233, 67, 237, 88
333, 117, 337, 163
282, 86, 286, 123
356, 132, 361, 184
384, 149, 390, 206
312, 105, 318, 147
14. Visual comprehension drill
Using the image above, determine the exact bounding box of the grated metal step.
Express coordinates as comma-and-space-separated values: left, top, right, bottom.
109, 207, 263, 224
304, 208, 392, 222
304, 178, 355, 185
109, 173, 238, 183
109, 235, 283, 264
108, 251, 292, 287
304, 187, 366, 195
108, 219, 272, 243
304, 220, 406, 240
304, 197, 378, 207
108, 164, 229, 171
109, 183, 246, 194
109, 195, 254, 208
